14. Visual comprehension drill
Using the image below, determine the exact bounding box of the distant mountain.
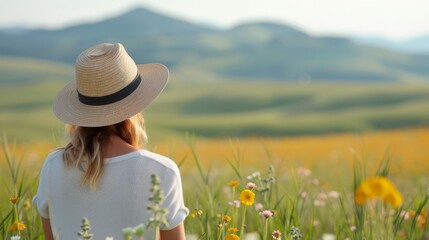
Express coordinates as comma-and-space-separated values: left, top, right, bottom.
0, 26, 33, 35
1, 7, 429, 83
230, 22, 309, 38
353, 34, 429, 54
400, 34, 429, 53
0, 8, 215, 63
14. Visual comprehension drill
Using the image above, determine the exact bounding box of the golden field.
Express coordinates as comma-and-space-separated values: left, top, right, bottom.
152, 127, 429, 179
3, 127, 428, 187
154, 127, 429, 239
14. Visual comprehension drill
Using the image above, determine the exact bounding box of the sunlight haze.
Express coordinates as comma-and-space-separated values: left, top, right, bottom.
1, 0, 429, 40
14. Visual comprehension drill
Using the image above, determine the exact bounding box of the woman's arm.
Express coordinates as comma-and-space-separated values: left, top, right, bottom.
160, 223, 186, 240
42, 217, 54, 240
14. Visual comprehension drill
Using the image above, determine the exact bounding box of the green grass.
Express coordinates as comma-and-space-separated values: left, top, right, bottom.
150, 81, 429, 137
0, 56, 73, 85
2, 135, 428, 239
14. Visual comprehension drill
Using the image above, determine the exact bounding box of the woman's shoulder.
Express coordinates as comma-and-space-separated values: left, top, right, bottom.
138, 150, 180, 173
37, 149, 64, 175
43, 149, 63, 164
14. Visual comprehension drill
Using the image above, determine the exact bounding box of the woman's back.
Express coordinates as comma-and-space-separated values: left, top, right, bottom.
34, 149, 188, 239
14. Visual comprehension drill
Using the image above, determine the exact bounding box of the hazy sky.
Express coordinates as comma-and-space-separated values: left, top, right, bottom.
2, 0, 429, 40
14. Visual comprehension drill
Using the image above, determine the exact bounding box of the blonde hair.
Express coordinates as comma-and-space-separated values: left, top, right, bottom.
62, 114, 147, 190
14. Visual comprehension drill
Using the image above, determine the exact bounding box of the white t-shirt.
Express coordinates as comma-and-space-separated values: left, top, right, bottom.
33, 149, 189, 239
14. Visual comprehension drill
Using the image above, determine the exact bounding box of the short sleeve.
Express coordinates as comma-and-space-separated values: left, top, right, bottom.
159, 165, 189, 230
32, 151, 57, 219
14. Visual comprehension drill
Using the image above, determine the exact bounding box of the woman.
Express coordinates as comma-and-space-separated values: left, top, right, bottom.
33, 43, 188, 239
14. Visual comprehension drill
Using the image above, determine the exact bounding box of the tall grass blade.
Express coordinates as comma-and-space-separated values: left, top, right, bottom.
375, 148, 391, 177
225, 158, 242, 180
409, 193, 428, 240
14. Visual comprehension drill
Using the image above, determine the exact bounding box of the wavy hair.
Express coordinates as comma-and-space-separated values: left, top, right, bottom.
62, 114, 147, 190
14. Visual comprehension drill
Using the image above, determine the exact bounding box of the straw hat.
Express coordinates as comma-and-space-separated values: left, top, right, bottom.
53, 43, 169, 127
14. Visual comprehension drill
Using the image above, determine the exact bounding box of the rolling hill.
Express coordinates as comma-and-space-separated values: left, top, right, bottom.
0, 7, 429, 83
1, 56, 429, 143
353, 34, 429, 54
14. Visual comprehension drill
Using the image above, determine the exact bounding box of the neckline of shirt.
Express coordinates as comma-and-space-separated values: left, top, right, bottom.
104, 150, 145, 164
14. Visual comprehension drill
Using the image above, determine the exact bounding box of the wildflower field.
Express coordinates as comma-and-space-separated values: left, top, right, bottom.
1, 127, 429, 239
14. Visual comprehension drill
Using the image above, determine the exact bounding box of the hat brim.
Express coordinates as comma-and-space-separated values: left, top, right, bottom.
53, 63, 169, 127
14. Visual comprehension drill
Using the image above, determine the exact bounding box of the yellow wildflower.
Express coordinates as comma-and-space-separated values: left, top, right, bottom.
354, 176, 403, 208
223, 215, 232, 223
225, 233, 240, 240
228, 181, 240, 187
367, 177, 394, 199
417, 215, 426, 229
9, 197, 19, 204
409, 209, 427, 229
23, 198, 32, 210
409, 210, 418, 219
384, 191, 403, 208
239, 189, 255, 206
8, 222, 26, 232
190, 209, 203, 218
227, 227, 239, 233
354, 187, 367, 205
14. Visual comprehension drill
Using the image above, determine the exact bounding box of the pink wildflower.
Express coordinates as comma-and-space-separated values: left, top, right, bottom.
400, 210, 410, 220
259, 210, 274, 218
272, 230, 281, 240
313, 199, 326, 207
328, 191, 340, 199
296, 167, 311, 177
228, 200, 240, 208
255, 203, 264, 211
246, 182, 257, 190
318, 193, 328, 201
312, 179, 320, 186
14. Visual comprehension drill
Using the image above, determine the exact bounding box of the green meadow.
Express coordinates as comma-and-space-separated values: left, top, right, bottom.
1, 56, 429, 143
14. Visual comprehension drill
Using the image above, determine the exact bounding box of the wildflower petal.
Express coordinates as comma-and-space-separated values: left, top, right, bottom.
224, 233, 240, 240
9, 197, 19, 204
239, 189, 255, 206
